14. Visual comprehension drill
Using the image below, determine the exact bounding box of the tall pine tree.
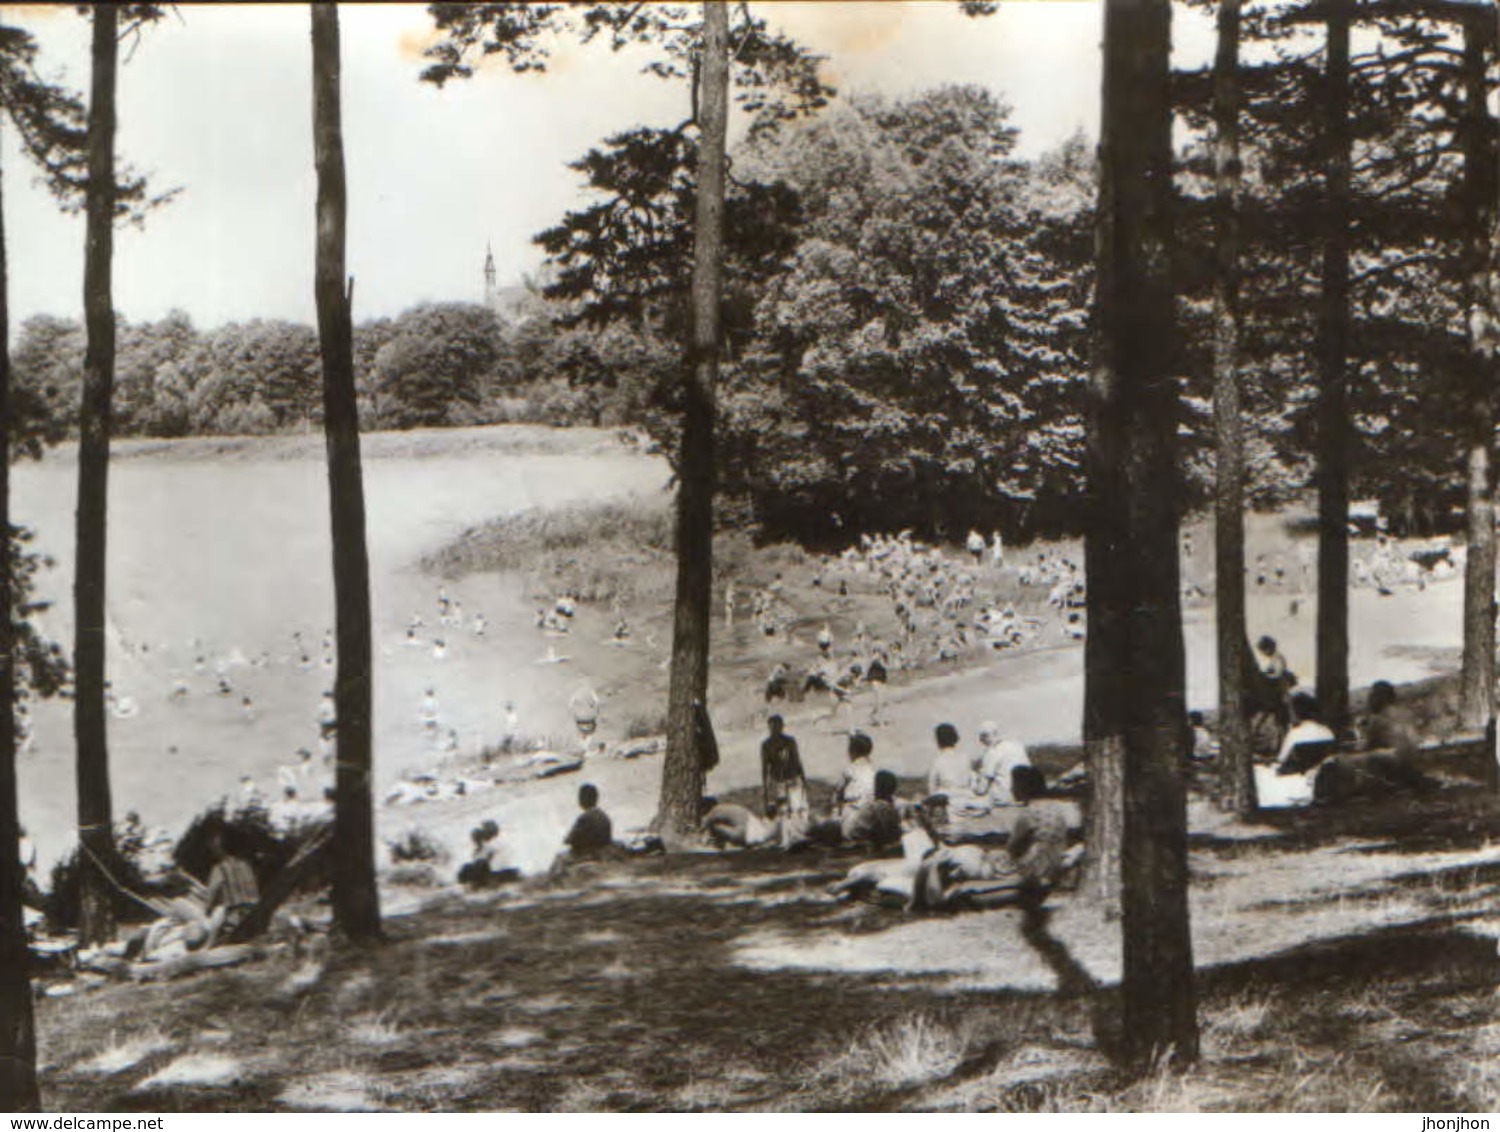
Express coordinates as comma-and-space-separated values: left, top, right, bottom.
1096, 0, 1199, 1067
312, 0, 381, 941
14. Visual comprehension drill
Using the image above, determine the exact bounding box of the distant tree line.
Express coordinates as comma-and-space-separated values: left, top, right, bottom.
10, 298, 636, 439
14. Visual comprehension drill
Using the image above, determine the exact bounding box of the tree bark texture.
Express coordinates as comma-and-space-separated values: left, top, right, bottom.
1459, 7, 1497, 738
657, 0, 729, 837
1315, 0, 1352, 734
73, 3, 118, 949
311, 1, 381, 941
1096, 0, 1199, 1069
1212, 0, 1256, 815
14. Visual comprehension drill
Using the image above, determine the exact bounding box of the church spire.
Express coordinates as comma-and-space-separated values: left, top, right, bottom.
483, 242, 497, 308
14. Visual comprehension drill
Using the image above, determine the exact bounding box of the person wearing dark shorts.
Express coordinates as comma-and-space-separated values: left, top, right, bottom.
761, 715, 807, 815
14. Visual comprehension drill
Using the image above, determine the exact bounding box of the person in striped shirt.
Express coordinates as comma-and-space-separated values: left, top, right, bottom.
141, 828, 261, 959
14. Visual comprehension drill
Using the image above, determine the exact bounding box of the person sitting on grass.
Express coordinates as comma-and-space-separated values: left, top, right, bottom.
1188, 711, 1217, 761
927, 722, 971, 805
564, 783, 613, 859
1362, 680, 1419, 763
1275, 692, 1336, 772
842, 769, 904, 847
458, 819, 520, 888
1310, 680, 1430, 804
972, 721, 1032, 809
834, 731, 878, 820
141, 828, 260, 959
1253, 692, 1336, 808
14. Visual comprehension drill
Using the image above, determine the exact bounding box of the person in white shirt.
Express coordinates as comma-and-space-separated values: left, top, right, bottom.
835, 732, 878, 821
1256, 692, 1336, 807
972, 720, 1032, 808
966, 529, 986, 564
927, 723, 986, 823
1275, 692, 1336, 770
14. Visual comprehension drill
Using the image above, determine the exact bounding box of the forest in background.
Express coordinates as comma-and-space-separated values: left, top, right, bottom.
12, 72, 1472, 548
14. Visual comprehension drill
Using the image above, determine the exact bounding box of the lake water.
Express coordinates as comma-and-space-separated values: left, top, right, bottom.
13, 427, 669, 867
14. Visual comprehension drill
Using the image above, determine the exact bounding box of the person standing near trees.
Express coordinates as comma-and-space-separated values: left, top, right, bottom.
760, 714, 807, 817
1256, 635, 1291, 686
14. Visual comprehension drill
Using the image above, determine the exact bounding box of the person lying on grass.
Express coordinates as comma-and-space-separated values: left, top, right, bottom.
827, 804, 938, 906
139, 828, 260, 960
701, 799, 811, 851
909, 767, 1075, 913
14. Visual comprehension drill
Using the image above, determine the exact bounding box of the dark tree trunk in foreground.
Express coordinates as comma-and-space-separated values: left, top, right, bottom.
0, 142, 40, 1113
311, 2, 380, 940
1459, 9, 1497, 739
656, 0, 729, 838
1212, 0, 1256, 815
1315, 0, 1352, 734
1096, 0, 1198, 1069
73, 4, 118, 948
1082, 461, 1124, 913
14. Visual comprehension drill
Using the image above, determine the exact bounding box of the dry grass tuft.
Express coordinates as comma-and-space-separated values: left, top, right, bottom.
347, 1011, 407, 1048
1201, 992, 1273, 1056
830, 1013, 970, 1092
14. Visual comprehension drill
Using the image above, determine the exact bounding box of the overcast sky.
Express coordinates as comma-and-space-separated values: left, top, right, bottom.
0, 2, 1213, 329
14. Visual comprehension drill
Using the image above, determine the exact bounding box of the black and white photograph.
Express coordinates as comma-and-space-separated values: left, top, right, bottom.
2, 0, 1500, 1115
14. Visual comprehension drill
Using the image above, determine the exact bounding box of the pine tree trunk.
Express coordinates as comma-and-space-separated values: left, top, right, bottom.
656, 0, 729, 838
0, 138, 40, 1115
1098, 0, 1198, 1069
1459, 9, 1496, 739
311, 1, 380, 941
1212, 0, 1255, 815
74, 3, 117, 948
1315, 0, 1352, 735
1083, 401, 1124, 912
